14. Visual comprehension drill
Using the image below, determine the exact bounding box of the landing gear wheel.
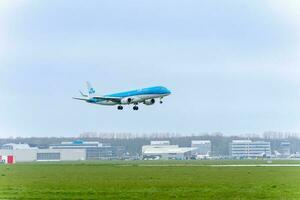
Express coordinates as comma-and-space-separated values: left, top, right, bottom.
117, 105, 123, 110
160, 98, 163, 104
133, 106, 139, 110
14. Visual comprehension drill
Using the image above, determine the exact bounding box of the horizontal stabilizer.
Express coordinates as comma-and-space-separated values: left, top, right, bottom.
79, 90, 88, 97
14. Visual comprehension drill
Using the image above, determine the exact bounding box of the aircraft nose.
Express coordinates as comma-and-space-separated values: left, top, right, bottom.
165, 88, 171, 95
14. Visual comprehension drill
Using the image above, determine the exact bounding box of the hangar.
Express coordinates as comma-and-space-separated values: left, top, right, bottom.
0, 140, 124, 162
142, 141, 196, 160
0, 148, 86, 162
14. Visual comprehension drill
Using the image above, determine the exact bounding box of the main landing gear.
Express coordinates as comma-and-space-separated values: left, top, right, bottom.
160, 98, 163, 104
117, 105, 139, 110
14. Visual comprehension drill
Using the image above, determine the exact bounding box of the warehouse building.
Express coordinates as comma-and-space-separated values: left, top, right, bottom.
142, 141, 196, 160
50, 140, 125, 160
230, 140, 271, 158
0, 140, 125, 162
0, 148, 85, 162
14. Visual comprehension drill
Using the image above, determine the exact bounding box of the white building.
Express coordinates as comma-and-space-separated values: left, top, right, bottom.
191, 140, 211, 156
1, 143, 37, 150
150, 141, 170, 146
279, 141, 291, 157
230, 140, 271, 158
0, 141, 125, 162
50, 140, 125, 160
0, 148, 86, 162
142, 142, 196, 160
49, 140, 103, 149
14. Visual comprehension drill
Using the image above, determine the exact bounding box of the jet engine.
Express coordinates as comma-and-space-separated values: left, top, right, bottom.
121, 97, 133, 104
144, 99, 155, 105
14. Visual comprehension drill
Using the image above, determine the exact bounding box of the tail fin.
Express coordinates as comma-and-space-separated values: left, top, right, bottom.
86, 82, 96, 96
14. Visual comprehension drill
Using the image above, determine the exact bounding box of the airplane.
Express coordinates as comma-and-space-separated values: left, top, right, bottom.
73, 82, 171, 110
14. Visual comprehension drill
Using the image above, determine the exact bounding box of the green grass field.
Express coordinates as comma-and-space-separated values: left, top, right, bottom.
1, 160, 300, 199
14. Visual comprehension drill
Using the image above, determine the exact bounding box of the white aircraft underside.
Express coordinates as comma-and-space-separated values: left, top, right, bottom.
94, 94, 166, 106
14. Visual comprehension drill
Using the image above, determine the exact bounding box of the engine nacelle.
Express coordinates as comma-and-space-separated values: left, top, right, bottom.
121, 97, 133, 104
144, 99, 155, 105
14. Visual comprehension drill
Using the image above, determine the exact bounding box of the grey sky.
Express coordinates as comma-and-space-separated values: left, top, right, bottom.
0, 0, 300, 137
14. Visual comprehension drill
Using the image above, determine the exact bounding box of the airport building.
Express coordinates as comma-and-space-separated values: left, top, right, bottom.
230, 140, 271, 158
278, 141, 291, 157
0, 148, 85, 162
191, 140, 211, 157
150, 141, 170, 146
1, 143, 37, 150
142, 141, 196, 160
0, 140, 125, 163
49, 140, 102, 149
50, 140, 125, 160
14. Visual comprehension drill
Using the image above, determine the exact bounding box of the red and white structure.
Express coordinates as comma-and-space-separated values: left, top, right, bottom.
0, 155, 15, 164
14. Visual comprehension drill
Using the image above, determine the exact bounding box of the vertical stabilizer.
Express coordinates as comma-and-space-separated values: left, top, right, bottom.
86, 82, 96, 96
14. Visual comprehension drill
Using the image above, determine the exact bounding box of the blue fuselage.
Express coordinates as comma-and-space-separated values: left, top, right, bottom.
107, 86, 171, 98
89, 86, 171, 105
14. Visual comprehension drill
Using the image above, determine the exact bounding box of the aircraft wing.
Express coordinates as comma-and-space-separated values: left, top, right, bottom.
73, 97, 89, 101
92, 96, 122, 103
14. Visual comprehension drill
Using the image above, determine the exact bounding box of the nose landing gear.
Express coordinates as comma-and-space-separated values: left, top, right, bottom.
133, 105, 139, 110
117, 105, 123, 110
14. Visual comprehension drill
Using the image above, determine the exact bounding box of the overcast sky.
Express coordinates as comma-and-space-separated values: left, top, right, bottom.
0, 0, 300, 137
